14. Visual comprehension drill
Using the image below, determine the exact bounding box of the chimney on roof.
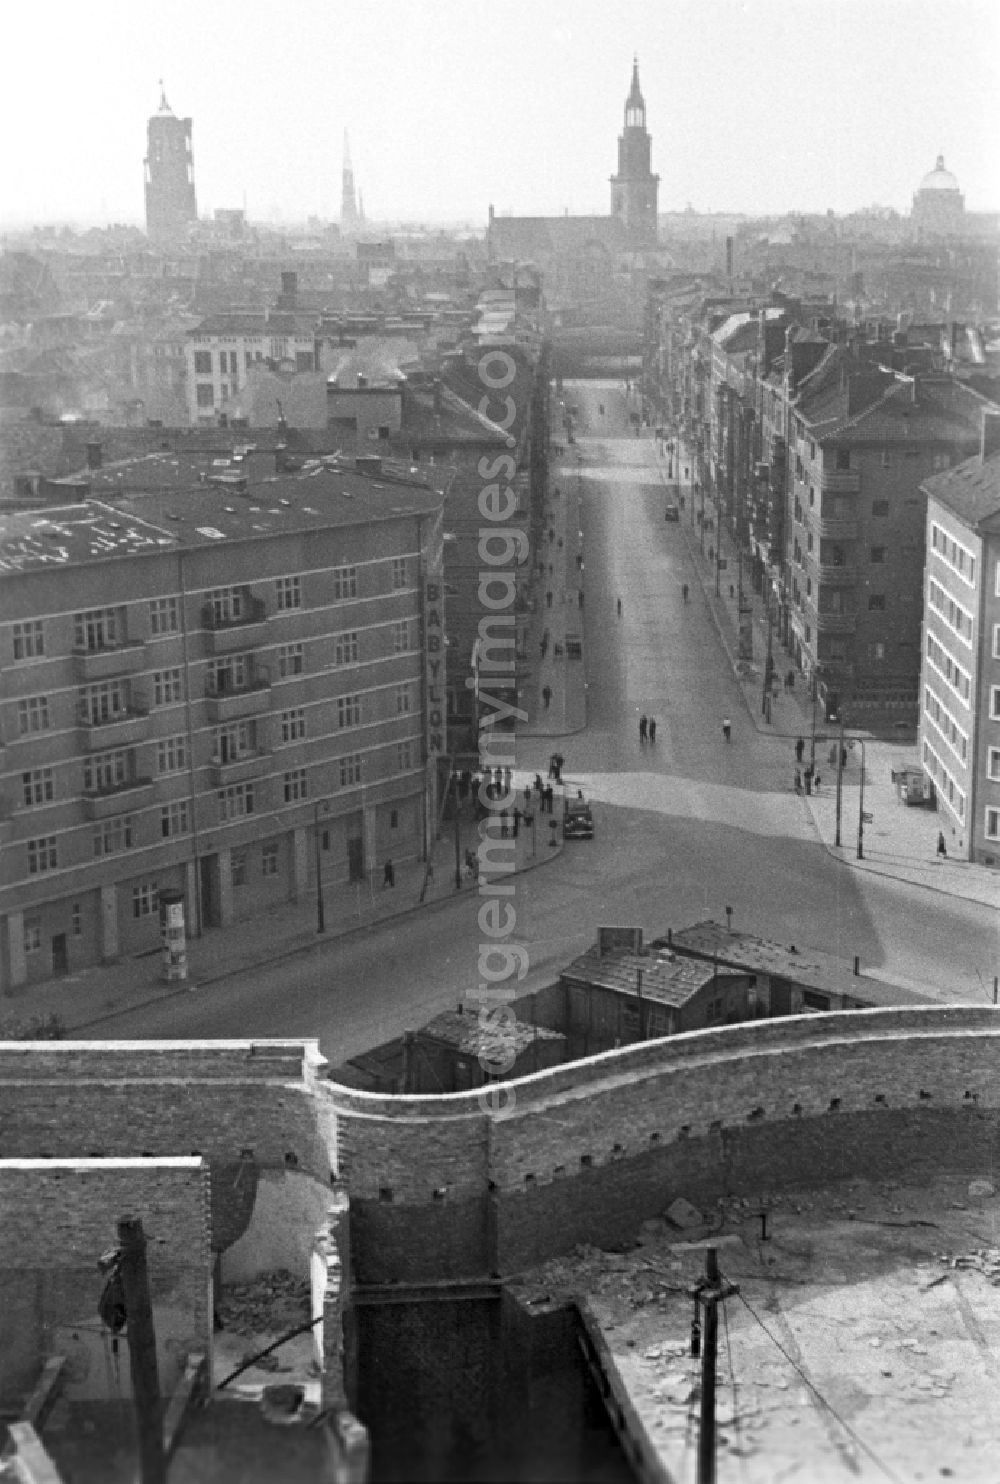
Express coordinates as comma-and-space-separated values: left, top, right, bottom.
982, 409, 1000, 464
725, 236, 734, 281
86, 440, 102, 470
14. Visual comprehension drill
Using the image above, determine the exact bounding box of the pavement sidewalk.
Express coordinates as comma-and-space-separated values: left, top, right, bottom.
653, 436, 998, 911
519, 414, 589, 739
0, 787, 565, 1037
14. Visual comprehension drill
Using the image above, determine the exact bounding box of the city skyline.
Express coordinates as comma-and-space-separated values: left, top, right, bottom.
2, 0, 998, 230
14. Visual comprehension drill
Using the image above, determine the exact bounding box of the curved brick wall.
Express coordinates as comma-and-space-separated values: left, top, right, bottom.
3, 1014, 999, 1285
324, 1006, 1000, 1279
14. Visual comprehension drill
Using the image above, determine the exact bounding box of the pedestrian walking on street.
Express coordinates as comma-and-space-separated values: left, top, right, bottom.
544, 784, 554, 814
383, 859, 395, 889
937, 831, 948, 858
534, 773, 544, 795
722, 717, 732, 743
682, 583, 689, 603
639, 714, 648, 743
795, 736, 805, 764
814, 773, 822, 792
804, 764, 813, 795
617, 597, 622, 617
542, 684, 552, 710
649, 718, 657, 743
794, 769, 802, 794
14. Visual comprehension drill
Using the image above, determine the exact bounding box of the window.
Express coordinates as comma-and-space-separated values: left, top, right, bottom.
81, 681, 131, 726
870, 547, 886, 564
157, 735, 187, 773
339, 753, 363, 787
219, 782, 254, 820
868, 595, 886, 611
988, 748, 1000, 782
83, 750, 128, 793
209, 654, 254, 694
208, 587, 244, 624
24, 920, 41, 954
904, 447, 920, 460
931, 523, 976, 588
277, 643, 304, 677
262, 842, 280, 876
149, 596, 179, 634
991, 687, 1000, 721
337, 694, 361, 728
835, 449, 850, 470
392, 557, 408, 590
22, 768, 54, 807
280, 708, 306, 742
132, 882, 158, 918
27, 836, 57, 874
74, 610, 122, 657
809, 487, 815, 508
216, 721, 255, 763
397, 740, 413, 770
283, 769, 307, 802
93, 815, 135, 857
334, 631, 359, 666
933, 452, 951, 470
71, 903, 82, 937
880, 450, 891, 468
18, 696, 50, 734
275, 575, 301, 611
161, 801, 189, 838
196, 384, 214, 409
153, 668, 183, 705
231, 850, 247, 886
194, 351, 212, 374
867, 641, 886, 663
333, 566, 358, 600
392, 620, 410, 653
872, 500, 889, 518
396, 684, 412, 715
12, 621, 44, 660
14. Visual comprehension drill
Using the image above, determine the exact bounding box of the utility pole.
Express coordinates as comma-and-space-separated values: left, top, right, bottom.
690, 1246, 739, 1484
452, 765, 463, 890
636, 966, 645, 1040
809, 671, 818, 771
761, 594, 774, 723
117, 1217, 166, 1484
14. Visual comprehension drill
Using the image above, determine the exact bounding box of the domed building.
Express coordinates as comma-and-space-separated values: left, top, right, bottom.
911, 154, 965, 239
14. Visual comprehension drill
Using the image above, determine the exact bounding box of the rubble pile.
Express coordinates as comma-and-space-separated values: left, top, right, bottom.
218, 1269, 312, 1339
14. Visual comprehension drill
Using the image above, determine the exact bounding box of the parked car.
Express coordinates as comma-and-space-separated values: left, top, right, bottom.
563, 794, 594, 840
664, 502, 680, 522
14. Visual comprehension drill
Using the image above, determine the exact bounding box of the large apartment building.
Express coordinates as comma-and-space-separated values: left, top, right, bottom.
0, 450, 444, 990
186, 313, 320, 424
919, 413, 1000, 863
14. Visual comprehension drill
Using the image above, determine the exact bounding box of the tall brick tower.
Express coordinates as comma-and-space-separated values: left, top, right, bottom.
610, 58, 659, 246
143, 84, 197, 242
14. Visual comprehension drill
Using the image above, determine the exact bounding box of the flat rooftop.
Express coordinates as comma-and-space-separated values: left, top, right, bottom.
0, 452, 443, 572
523, 1172, 1000, 1481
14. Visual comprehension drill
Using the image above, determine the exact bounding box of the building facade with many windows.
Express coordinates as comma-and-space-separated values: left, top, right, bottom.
919, 415, 1000, 863
0, 455, 444, 989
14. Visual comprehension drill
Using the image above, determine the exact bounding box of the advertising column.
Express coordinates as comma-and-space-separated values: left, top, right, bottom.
158, 887, 188, 983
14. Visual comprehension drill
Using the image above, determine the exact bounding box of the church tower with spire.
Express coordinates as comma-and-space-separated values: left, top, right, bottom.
610, 58, 659, 245
143, 84, 197, 242
341, 130, 360, 234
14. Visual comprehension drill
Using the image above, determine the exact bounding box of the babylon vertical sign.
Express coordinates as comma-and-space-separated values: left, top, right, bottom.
422, 517, 446, 851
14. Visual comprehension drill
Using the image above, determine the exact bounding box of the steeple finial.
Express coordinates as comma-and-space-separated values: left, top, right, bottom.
343, 129, 352, 169
158, 79, 171, 113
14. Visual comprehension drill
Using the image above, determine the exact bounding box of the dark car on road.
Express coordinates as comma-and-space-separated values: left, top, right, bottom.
664, 502, 680, 522
563, 795, 594, 840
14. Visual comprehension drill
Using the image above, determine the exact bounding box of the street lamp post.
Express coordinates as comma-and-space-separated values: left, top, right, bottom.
314, 799, 330, 934
810, 671, 819, 772
857, 738, 867, 860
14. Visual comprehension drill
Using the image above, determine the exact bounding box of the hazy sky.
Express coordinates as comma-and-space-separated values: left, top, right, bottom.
3, 0, 998, 226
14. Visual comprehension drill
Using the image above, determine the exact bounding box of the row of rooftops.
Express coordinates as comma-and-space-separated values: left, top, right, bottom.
560, 921, 932, 1011
0, 449, 445, 574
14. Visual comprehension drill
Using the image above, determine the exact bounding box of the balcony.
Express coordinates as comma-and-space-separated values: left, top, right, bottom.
205, 670, 271, 722
816, 517, 858, 541
201, 595, 269, 653
815, 563, 858, 586
821, 470, 861, 495
210, 750, 271, 786
73, 641, 146, 682
815, 611, 858, 635
77, 701, 150, 750
82, 776, 155, 820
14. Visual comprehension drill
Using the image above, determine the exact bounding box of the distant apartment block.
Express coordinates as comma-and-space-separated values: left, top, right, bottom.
186, 314, 319, 423
919, 412, 1000, 863
0, 453, 444, 990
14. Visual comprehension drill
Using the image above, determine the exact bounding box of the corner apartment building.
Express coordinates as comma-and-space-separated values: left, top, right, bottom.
919, 414, 1000, 863
784, 350, 987, 724
0, 452, 444, 990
